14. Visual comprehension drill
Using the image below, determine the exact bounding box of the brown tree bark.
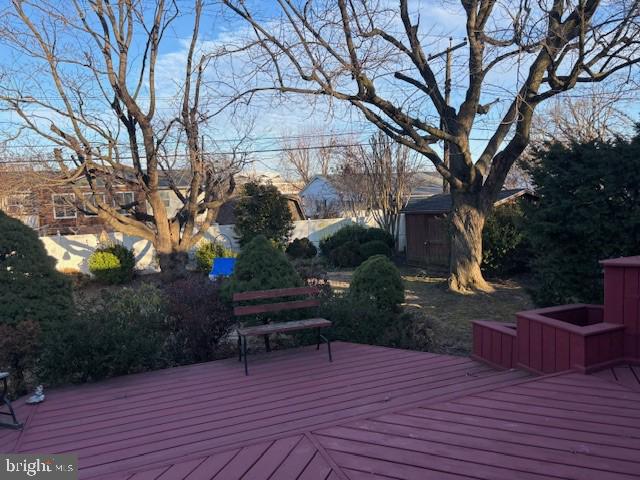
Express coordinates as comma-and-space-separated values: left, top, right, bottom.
448, 191, 493, 293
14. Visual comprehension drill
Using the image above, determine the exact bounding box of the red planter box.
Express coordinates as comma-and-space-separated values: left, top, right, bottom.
471, 321, 517, 369
516, 304, 624, 374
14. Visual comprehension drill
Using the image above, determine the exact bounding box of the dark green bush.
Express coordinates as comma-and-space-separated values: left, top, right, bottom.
317, 294, 432, 350
319, 224, 368, 256
88, 243, 136, 284
482, 202, 529, 278
349, 255, 404, 311
320, 224, 394, 267
235, 181, 293, 247
39, 284, 169, 384
0, 320, 41, 398
362, 228, 394, 247
524, 134, 640, 305
195, 240, 237, 272
0, 211, 72, 395
286, 237, 318, 259
329, 240, 363, 267
0, 210, 73, 327
164, 277, 236, 364
223, 235, 302, 299
360, 240, 392, 259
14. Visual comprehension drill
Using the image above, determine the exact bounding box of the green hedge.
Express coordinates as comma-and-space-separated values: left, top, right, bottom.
320, 225, 394, 267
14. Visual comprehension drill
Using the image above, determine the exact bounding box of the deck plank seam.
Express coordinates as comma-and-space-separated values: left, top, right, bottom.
304, 432, 350, 480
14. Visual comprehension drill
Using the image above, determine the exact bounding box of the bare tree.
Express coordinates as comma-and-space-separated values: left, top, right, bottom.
279, 130, 337, 184
344, 132, 419, 248
0, 0, 247, 276
506, 86, 636, 187
532, 86, 635, 144
221, 0, 640, 292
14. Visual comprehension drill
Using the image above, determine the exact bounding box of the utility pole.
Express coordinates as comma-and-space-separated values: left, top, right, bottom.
428, 37, 467, 193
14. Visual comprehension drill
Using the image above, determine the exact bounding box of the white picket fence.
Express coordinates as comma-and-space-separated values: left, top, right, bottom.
41, 215, 403, 274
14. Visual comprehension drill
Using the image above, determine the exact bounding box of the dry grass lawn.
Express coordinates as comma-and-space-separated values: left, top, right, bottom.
328, 267, 534, 356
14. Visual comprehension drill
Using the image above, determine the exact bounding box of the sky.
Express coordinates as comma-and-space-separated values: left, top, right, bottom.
0, 0, 638, 174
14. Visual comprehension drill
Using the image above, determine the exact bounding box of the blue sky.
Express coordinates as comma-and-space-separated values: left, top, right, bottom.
0, 1, 637, 173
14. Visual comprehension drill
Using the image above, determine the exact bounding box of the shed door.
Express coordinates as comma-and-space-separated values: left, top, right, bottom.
406, 213, 450, 267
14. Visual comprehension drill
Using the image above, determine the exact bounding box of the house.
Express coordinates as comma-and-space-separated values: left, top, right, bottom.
402, 188, 535, 267
299, 171, 442, 219
0, 169, 147, 236
298, 175, 346, 218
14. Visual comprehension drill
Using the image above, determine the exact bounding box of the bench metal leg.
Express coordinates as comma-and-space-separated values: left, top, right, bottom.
320, 333, 332, 362
0, 377, 22, 430
316, 328, 321, 350
243, 336, 249, 376
238, 335, 242, 362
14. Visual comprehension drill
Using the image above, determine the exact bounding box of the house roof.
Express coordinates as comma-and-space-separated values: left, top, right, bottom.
403, 188, 534, 214
2, 342, 638, 479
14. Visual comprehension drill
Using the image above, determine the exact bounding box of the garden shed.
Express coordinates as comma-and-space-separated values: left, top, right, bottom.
403, 188, 534, 268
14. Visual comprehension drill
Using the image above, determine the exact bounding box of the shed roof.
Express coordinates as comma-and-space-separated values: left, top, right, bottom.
403, 188, 534, 214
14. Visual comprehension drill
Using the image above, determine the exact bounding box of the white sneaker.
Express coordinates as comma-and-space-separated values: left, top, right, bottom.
26, 385, 45, 405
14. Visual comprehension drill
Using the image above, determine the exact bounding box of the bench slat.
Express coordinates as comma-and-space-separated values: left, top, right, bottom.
233, 286, 319, 302
237, 318, 332, 336
233, 298, 320, 317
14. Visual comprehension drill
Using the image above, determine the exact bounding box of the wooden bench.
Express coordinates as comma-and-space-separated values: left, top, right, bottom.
233, 286, 332, 375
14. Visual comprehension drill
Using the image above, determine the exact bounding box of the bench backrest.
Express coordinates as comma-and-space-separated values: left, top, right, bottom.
233, 286, 320, 317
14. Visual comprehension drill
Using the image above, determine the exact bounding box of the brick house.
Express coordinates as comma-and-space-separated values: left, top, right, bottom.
0, 170, 147, 236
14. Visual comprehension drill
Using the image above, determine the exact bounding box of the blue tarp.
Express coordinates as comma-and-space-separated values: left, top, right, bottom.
209, 257, 236, 280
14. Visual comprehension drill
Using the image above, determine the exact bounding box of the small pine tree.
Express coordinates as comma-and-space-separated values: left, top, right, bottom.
224, 235, 302, 296
234, 181, 293, 247
0, 211, 73, 326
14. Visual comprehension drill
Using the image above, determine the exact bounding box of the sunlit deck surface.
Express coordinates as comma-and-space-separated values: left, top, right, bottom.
2, 342, 640, 479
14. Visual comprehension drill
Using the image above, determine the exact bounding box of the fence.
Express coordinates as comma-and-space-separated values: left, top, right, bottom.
41, 216, 392, 274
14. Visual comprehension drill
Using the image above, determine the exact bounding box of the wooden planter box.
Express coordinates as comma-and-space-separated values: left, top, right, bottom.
471, 321, 517, 370
516, 304, 624, 374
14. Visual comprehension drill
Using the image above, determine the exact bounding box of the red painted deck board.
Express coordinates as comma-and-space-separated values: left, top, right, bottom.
2, 342, 640, 479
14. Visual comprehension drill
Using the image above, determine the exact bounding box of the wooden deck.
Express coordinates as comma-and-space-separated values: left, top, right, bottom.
2, 342, 640, 479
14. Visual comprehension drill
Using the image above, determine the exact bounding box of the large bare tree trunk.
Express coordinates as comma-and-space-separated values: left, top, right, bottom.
448, 191, 493, 293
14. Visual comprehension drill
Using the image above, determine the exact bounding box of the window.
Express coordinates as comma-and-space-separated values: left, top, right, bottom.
82, 193, 106, 216
159, 190, 172, 208
114, 191, 135, 215
52, 194, 77, 219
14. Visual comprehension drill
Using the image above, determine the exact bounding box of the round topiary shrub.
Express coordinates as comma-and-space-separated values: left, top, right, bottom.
360, 240, 392, 260
319, 224, 368, 257
349, 255, 404, 311
329, 240, 362, 268
362, 228, 394, 248
223, 235, 302, 297
286, 237, 318, 259
88, 243, 135, 284
195, 240, 237, 272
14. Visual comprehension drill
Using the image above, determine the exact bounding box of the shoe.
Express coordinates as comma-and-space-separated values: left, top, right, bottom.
26, 385, 45, 405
